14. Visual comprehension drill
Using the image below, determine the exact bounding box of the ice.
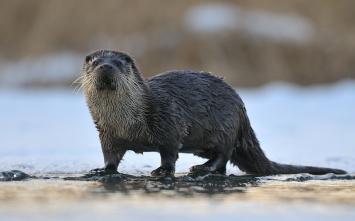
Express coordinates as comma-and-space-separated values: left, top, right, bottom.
0, 81, 354, 175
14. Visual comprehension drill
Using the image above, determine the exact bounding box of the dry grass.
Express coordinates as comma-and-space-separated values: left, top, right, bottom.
0, 0, 355, 86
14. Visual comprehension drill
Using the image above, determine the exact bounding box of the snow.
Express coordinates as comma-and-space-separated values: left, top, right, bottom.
0, 52, 83, 88
184, 3, 314, 43
0, 80, 354, 175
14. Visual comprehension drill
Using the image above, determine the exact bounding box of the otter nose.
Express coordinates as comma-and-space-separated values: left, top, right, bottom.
97, 64, 114, 73
96, 64, 115, 86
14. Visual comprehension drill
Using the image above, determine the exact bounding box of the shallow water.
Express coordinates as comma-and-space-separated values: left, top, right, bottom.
1, 82, 355, 220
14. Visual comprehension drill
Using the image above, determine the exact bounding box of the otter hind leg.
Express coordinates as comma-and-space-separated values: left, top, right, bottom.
190, 151, 228, 175
189, 158, 215, 172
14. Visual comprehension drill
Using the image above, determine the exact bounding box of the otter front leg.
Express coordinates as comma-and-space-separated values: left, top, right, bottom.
102, 147, 126, 172
151, 147, 178, 177
99, 131, 126, 173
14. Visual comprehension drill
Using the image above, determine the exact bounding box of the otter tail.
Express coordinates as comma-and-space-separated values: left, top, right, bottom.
231, 106, 346, 176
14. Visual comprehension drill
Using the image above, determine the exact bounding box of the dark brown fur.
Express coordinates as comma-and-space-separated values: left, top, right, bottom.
80, 50, 346, 176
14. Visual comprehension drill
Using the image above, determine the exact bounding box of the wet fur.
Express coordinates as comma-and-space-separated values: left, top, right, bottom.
80, 50, 346, 176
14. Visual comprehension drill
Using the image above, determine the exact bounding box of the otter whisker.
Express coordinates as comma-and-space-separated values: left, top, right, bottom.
72, 75, 85, 85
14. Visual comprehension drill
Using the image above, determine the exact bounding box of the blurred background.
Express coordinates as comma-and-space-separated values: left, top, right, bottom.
0, 1, 355, 220
0, 0, 354, 176
0, 0, 354, 175
1, 0, 355, 88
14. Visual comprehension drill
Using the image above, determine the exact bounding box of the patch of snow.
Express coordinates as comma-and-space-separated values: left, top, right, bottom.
184, 3, 314, 43
184, 4, 240, 33
0, 52, 83, 88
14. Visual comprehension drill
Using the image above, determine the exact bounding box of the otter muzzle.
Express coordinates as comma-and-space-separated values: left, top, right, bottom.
95, 64, 117, 90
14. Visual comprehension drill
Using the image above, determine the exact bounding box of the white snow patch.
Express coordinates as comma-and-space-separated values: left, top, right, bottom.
184, 3, 314, 43
0, 52, 83, 88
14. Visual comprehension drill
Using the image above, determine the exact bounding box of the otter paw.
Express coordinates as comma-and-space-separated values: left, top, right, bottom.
189, 165, 226, 176
104, 164, 118, 173
188, 165, 211, 177
151, 166, 175, 177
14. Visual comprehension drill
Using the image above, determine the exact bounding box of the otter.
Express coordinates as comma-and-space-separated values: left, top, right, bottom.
79, 49, 346, 176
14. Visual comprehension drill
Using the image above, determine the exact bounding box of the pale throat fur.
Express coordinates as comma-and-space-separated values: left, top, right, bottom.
84, 76, 149, 141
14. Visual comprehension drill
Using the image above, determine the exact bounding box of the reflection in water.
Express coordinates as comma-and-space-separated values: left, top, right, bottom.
1, 170, 354, 221
65, 169, 259, 196
2, 169, 355, 199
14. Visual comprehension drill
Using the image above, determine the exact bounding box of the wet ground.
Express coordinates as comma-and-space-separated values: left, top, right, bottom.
0, 170, 354, 221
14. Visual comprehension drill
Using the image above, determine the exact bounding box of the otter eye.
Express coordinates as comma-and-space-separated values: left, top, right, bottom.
112, 59, 123, 67
85, 55, 92, 63
92, 60, 100, 67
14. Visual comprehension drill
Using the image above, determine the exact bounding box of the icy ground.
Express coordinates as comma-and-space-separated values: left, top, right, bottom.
0, 81, 354, 175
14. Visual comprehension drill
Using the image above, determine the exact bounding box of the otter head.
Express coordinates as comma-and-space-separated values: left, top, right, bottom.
80, 50, 148, 134
81, 50, 143, 94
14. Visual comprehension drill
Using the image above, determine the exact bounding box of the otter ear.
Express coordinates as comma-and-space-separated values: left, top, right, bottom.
85, 55, 92, 63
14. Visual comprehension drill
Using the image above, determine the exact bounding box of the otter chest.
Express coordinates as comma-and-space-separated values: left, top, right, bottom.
88, 96, 147, 140
98, 111, 145, 139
